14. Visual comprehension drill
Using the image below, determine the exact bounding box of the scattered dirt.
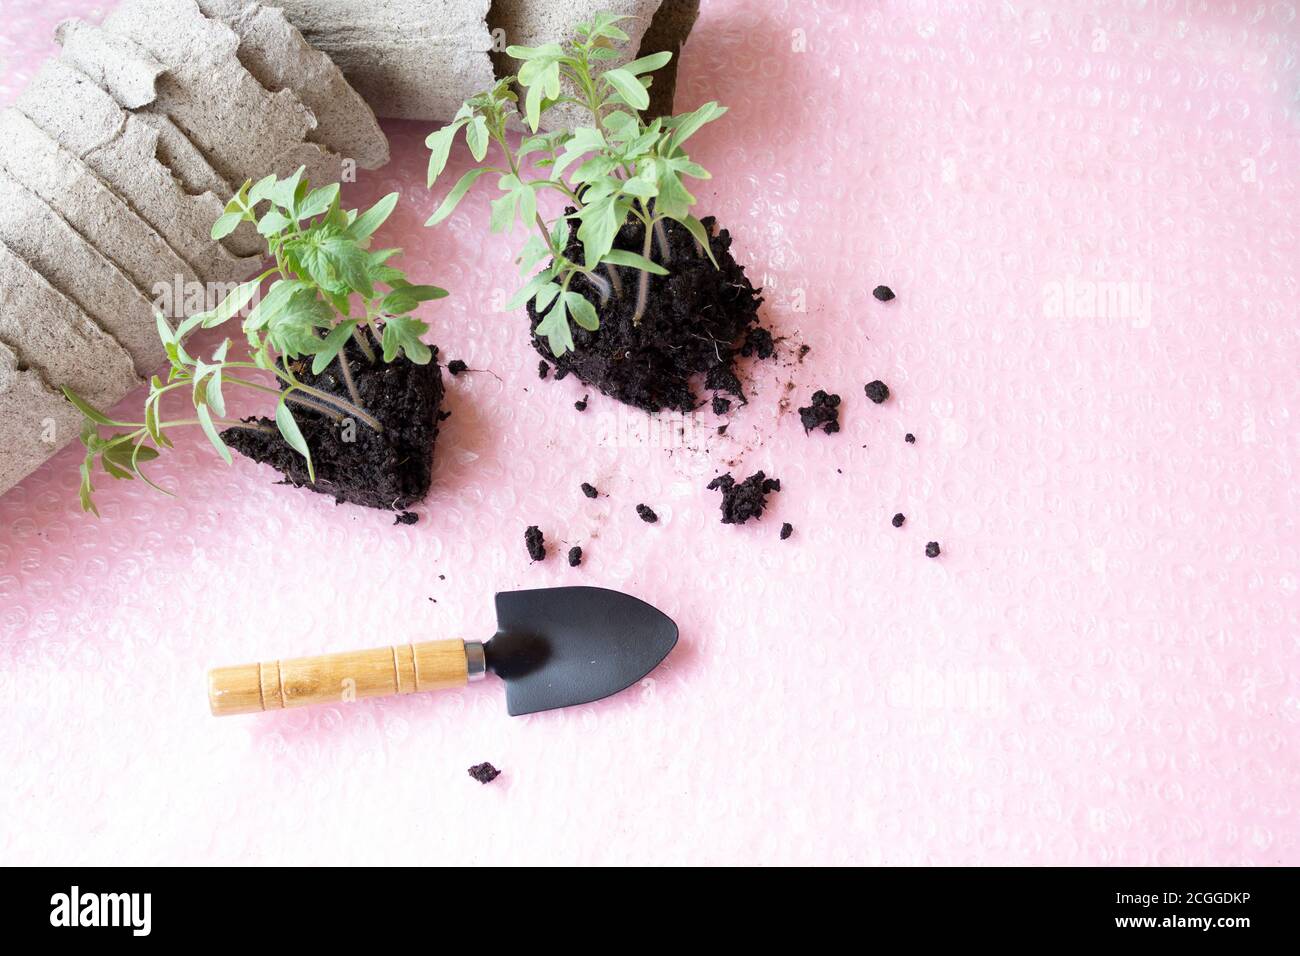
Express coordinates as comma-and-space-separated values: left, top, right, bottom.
538, 360, 549, 379
780, 522, 793, 539
468, 762, 500, 784
864, 380, 890, 404
447, 359, 468, 376
567, 546, 583, 567
893, 513, 906, 527
581, 482, 598, 499
798, 390, 841, 434
707, 471, 781, 524
525, 525, 545, 561
574, 395, 588, 412
712, 395, 732, 415
636, 504, 658, 523
394, 511, 419, 526
926, 541, 941, 558
224, 329, 443, 513
905, 432, 916, 443
872, 285, 895, 301
527, 213, 770, 413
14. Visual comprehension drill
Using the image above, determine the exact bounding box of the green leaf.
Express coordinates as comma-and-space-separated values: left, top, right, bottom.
244, 279, 304, 332
248, 174, 277, 206
426, 122, 465, 186
623, 51, 673, 75
602, 249, 669, 275
577, 198, 620, 268
77, 460, 98, 516
61, 387, 130, 427
666, 213, 718, 267
489, 189, 519, 234
534, 281, 562, 312
564, 291, 600, 331
258, 208, 293, 237
347, 192, 399, 241
382, 284, 448, 314
297, 183, 340, 221
667, 101, 728, 153
197, 404, 232, 466
310, 321, 359, 375
265, 288, 334, 358
466, 115, 489, 161
199, 279, 261, 329
535, 294, 575, 356
104, 441, 159, 474
275, 400, 314, 482
504, 270, 555, 311
425, 168, 492, 226
269, 167, 306, 213
211, 211, 243, 241
604, 68, 649, 110
380, 316, 432, 364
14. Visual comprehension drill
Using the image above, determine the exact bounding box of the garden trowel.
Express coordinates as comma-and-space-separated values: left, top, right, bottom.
208, 586, 678, 717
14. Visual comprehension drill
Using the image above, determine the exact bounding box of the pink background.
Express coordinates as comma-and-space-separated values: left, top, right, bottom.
2, 1, 1298, 865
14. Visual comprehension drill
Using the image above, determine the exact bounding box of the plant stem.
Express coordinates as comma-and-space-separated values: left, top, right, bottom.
336, 348, 365, 408
290, 381, 384, 433
603, 261, 624, 299
351, 327, 376, 365
631, 214, 655, 326
653, 218, 672, 263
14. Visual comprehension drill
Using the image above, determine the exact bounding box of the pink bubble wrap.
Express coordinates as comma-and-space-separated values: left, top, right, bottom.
0, 1, 1297, 865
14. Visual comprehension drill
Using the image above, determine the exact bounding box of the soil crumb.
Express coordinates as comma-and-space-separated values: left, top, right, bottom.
798, 390, 841, 434
926, 541, 941, 558
864, 380, 890, 404
447, 359, 468, 376
394, 511, 419, 526
712, 395, 731, 415
892, 513, 906, 528
905, 432, 916, 444
468, 762, 500, 784
780, 522, 793, 540
567, 546, 583, 567
538, 360, 550, 379
581, 482, 598, 499
525, 525, 545, 561
574, 395, 588, 412
636, 504, 658, 523
873, 285, 895, 302
707, 471, 781, 524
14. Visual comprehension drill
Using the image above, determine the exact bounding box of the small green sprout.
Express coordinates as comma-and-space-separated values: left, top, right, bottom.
424, 10, 726, 356
66, 169, 447, 515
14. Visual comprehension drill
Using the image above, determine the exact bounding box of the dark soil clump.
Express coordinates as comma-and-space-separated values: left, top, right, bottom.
636, 504, 658, 523
780, 522, 793, 540
892, 513, 906, 527
394, 511, 419, 526
905, 432, 916, 444
581, 482, 598, 499
525, 525, 545, 561
926, 541, 941, 558
574, 395, 588, 412
712, 396, 731, 415
538, 360, 549, 379
873, 285, 895, 301
708, 471, 780, 524
224, 330, 443, 513
799, 390, 841, 434
740, 326, 774, 359
447, 359, 468, 376
527, 213, 769, 413
865, 380, 890, 404
567, 546, 583, 567
468, 762, 500, 784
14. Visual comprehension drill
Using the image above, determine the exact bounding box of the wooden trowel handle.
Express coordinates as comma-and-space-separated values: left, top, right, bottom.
208, 639, 480, 716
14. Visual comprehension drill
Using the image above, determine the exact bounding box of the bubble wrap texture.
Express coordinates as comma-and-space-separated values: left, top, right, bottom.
2, 0, 1298, 865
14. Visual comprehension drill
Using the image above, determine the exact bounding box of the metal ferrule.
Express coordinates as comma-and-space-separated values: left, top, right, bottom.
465, 641, 487, 682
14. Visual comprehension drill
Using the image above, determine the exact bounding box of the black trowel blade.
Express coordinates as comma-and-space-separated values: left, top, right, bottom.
487, 586, 678, 716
